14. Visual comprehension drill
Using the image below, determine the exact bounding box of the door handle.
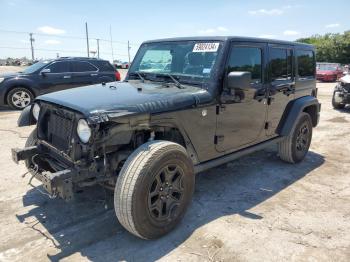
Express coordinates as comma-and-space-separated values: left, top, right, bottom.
63, 75, 71, 79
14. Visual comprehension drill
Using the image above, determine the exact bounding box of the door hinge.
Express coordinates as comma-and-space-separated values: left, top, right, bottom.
216, 105, 220, 115
216, 105, 226, 115
214, 135, 224, 144
264, 122, 270, 129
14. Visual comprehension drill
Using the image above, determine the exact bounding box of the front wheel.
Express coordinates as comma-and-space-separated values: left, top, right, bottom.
278, 112, 313, 163
114, 140, 195, 239
7, 87, 34, 110
332, 92, 345, 109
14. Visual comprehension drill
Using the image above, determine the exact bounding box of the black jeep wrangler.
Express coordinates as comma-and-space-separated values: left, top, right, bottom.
12, 37, 320, 239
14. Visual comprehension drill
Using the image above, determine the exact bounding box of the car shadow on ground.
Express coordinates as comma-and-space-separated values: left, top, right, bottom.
16, 148, 325, 261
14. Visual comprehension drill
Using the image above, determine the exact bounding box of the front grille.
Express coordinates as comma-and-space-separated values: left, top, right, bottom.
47, 112, 73, 151
38, 104, 76, 152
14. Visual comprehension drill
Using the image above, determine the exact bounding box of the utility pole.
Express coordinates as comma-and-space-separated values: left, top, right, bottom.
29, 33, 35, 61
96, 39, 100, 58
109, 25, 114, 62
128, 40, 131, 64
85, 22, 90, 57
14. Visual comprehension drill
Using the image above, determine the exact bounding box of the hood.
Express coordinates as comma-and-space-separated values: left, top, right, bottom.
0, 72, 22, 78
317, 70, 336, 75
37, 81, 213, 121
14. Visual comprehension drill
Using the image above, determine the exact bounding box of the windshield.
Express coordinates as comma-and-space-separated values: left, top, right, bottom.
317, 64, 338, 71
22, 60, 51, 74
129, 41, 222, 85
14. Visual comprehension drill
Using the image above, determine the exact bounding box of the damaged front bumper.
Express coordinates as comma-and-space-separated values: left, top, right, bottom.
12, 145, 89, 201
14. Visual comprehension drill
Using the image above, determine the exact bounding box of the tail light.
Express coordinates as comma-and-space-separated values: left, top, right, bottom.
115, 70, 121, 81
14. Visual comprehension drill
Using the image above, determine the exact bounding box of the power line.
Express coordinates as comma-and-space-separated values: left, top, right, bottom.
0, 29, 141, 46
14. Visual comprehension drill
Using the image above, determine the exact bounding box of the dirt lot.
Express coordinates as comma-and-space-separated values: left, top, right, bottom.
0, 70, 349, 261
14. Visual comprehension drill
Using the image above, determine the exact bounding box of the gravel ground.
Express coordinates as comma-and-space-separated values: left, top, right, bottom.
0, 71, 349, 261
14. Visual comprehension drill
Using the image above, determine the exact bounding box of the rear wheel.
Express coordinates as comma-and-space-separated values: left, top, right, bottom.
278, 112, 313, 163
7, 87, 34, 110
114, 140, 194, 239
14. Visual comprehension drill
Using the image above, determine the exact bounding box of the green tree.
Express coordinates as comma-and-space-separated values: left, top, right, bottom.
297, 31, 350, 64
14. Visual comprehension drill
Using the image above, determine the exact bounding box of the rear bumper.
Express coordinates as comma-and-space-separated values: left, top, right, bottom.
316, 74, 336, 81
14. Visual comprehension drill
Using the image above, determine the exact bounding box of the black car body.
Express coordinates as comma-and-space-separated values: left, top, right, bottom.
12, 36, 320, 239
0, 57, 119, 109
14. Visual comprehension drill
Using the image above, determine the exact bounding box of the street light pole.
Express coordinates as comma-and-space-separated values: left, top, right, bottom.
96, 38, 100, 58
29, 33, 35, 61
85, 22, 90, 57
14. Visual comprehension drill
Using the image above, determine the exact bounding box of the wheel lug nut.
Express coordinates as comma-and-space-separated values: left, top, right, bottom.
160, 187, 163, 191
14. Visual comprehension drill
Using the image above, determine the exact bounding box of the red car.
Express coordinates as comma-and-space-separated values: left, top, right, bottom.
316, 63, 343, 82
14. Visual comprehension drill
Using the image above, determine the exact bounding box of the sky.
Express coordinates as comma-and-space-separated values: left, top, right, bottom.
0, 0, 349, 62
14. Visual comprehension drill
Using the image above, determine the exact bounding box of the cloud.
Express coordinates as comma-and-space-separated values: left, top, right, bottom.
37, 26, 65, 35
283, 30, 300, 36
198, 26, 229, 34
44, 39, 61, 45
248, 8, 284, 16
325, 23, 340, 28
259, 34, 277, 39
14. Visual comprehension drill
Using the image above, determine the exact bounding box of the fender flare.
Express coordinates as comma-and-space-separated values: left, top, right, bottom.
277, 96, 321, 136
17, 105, 36, 127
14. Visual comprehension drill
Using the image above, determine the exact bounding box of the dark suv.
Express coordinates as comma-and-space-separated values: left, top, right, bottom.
0, 57, 120, 109
12, 36, 320, 239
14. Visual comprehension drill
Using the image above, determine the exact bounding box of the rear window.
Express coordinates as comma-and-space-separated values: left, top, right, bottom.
72, 61, 97, 72
297, 50, 315, 78
270, 48, 293, 81
94, 61, 115, 72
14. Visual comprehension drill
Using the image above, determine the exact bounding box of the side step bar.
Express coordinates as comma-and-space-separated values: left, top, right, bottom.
194, 137, 284, 174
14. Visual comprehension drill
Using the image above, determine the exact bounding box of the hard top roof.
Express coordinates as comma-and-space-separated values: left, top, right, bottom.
143, 36, 313, 49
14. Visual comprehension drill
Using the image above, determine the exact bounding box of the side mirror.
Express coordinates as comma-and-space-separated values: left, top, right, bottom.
227, 71, 252, 89
40, 68, 51, 75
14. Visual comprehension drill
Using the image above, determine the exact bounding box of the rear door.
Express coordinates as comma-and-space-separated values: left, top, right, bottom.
266, 44, 295, 136
215, 42, 268, 152
70, 61, 99, 87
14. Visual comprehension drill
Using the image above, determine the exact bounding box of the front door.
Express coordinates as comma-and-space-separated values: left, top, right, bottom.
215, 42, 268, 153
266, 44, 295, 136
38, 61, 73, 94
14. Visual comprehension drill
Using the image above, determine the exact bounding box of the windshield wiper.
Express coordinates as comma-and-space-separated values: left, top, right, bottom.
163, 73, 183, 89
129, 71, 145, 82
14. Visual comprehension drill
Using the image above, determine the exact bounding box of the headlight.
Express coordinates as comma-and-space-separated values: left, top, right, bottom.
0, 77, 4, 83
32, 103, 40, 121
77, 119, 91, 143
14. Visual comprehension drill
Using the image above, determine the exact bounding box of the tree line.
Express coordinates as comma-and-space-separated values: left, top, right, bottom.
297, 30, 350, 64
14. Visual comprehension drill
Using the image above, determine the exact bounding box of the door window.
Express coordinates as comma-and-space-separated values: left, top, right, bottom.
296, 50, 315, 78
227, 47, 262, 83
72, 61, 98, 72
270, 48, 293, 81
47, 61, 70, 73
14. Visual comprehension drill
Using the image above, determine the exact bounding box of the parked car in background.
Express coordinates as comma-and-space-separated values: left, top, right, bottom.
0, 57, 120, 109
121, 62, 130, 69
316, 62, 343, 82
113, 59, 123, 68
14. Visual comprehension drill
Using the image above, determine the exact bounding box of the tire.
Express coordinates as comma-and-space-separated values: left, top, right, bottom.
332, 92, 345, 109
24, 129, 38, 174
7, 87, 34, 110
114, 140, 195, 239
278, 112, 313, 164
